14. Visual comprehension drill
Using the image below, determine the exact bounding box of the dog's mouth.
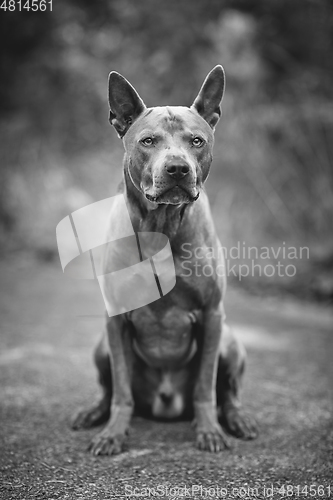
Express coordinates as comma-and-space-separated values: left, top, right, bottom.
145, 186, 200, 205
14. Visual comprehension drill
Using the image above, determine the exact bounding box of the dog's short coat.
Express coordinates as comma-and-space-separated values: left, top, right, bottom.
72, 66, 258, 455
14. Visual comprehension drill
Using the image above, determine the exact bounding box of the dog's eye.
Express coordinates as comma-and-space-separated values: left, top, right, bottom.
141, 137, 154, 146
192, 137, 204, 147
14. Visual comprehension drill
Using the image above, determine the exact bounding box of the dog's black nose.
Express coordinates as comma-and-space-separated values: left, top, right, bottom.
166, 163, 190, 180
160, 392, 173, 405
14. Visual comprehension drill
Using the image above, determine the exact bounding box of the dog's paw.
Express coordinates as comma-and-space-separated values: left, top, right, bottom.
196, 424, 230, 452
88, 429, 128, 456
71, 401, 110, 430
222, 406, 258, 440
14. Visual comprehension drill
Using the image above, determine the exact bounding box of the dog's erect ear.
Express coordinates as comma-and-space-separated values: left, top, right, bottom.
191, 65, 225, 129
108, 72, 146, 138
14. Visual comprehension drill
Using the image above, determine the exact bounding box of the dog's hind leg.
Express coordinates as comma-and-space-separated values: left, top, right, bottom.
71, 332, 112, 430
216, 323, 258, 440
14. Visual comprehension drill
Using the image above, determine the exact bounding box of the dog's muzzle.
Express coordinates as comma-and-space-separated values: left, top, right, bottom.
145, 159, 200, 204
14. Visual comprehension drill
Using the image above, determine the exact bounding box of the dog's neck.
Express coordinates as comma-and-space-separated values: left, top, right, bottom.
123, 168, 187, 241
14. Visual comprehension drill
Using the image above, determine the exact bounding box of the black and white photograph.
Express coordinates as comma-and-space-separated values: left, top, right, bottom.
0, 0, 332, 498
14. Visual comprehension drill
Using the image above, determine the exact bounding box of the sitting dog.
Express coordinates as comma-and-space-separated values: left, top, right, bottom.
72, 65, 258, 455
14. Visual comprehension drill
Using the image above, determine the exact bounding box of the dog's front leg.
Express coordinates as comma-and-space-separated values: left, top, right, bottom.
194, 309, 230, 452
89, 315, 133, 456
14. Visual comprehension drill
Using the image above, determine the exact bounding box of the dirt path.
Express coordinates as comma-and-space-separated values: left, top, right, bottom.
0, 257, 332, 499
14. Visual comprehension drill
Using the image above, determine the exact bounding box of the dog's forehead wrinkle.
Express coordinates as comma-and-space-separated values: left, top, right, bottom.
143, 108, 154, 118
137, 106, 212, 140
146, 106, 189, 123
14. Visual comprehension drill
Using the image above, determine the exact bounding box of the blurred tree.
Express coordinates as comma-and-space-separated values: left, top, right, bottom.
227, 0, 333, 98
0, 10, 53, 111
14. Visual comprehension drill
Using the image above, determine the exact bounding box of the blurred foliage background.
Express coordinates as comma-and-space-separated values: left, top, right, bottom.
1, 0, 333, 302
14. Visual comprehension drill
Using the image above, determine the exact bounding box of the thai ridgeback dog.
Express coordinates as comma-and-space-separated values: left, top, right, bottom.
72, 65, 258, 455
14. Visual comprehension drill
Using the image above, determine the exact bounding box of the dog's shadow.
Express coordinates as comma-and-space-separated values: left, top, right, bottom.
130, 416, 194, 449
